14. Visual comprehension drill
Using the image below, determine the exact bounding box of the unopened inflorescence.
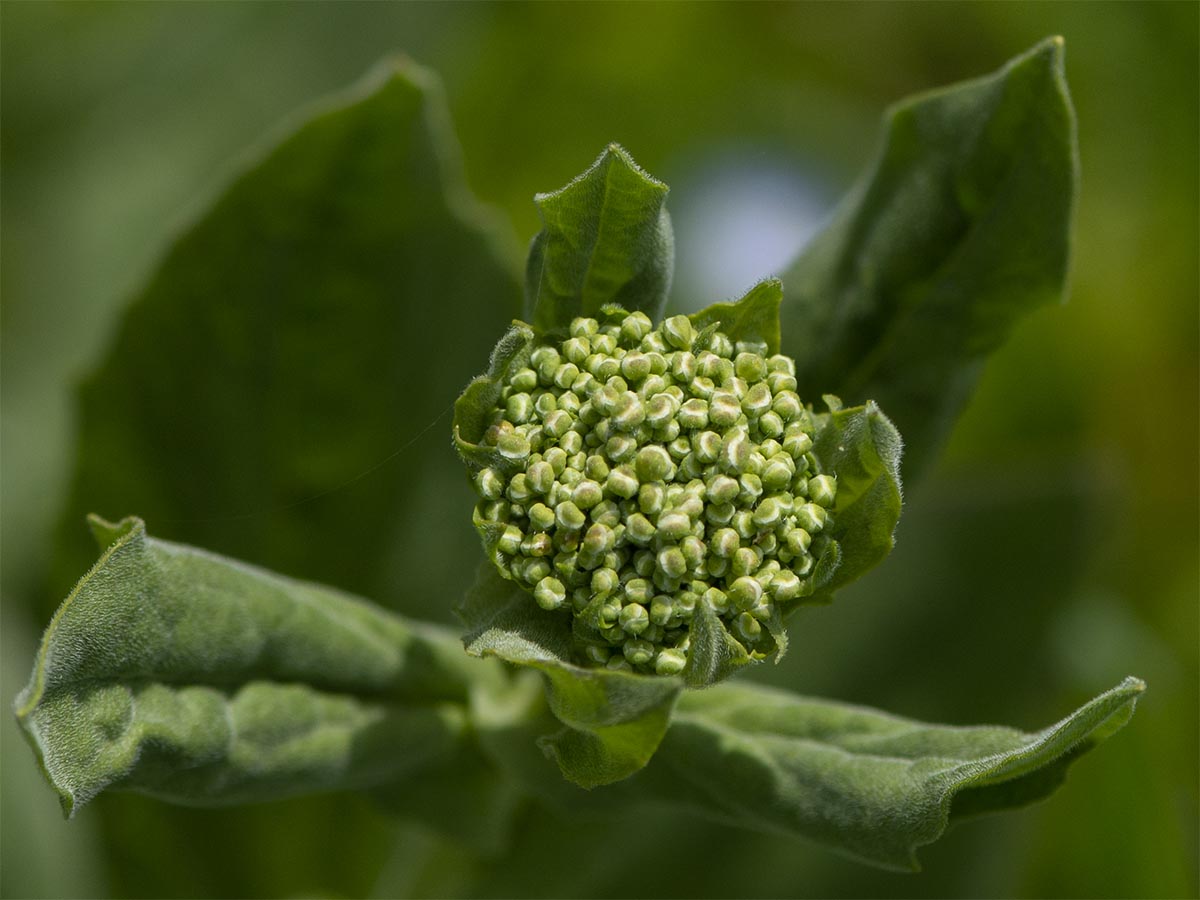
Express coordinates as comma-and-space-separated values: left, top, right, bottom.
471, 308, 836, 676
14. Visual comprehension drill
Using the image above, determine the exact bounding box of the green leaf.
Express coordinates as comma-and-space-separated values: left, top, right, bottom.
53, 59, 522, 621
478, 676, 1145, 872
16, 517, 503, 816
525, 143, 674, 333
645, 676, 1144, 871
688, 278, 782, 355
459, 565, 681, 788
781, 38, 1078, 477
810, 399, 904, 599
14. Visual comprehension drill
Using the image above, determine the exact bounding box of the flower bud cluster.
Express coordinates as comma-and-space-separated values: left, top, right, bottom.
471, 308, 836, 676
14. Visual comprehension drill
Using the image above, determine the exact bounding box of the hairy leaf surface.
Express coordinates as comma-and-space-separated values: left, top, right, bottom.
17, 517, 501, 816
782, 38, 1078, 476
525, 143, 673, 332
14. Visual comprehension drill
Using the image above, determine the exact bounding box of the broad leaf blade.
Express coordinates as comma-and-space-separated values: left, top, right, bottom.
782, 38, 1077, 477
16, 517, 498, 815
460, 566, 681, 787
649, 677, 1143, 871
525, 143, 673, 332
54, 60, 521, 620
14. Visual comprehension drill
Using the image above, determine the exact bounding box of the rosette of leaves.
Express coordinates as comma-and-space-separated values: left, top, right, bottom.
13, 42, 1147, 879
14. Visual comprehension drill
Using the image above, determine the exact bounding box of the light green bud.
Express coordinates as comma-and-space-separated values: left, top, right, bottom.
709, 391, 742, 428
582, 523, 616, 559
474, 467, 504, 500
620, 351, 652, 382
657, 546, 688, 579
711, 527, 740, 558
645, 392, 679, 427
742, 382, 773, 418
543, 446, 567, 476
752, 496, 782, 529
605, 465, 640, 499
570, 317, 599, 338
767, 371, 798, 394
542, 409, 573, 439
534, 576, 567, 611
591, 499, 621, 528
635, 445, 675, 482
634, 549, 656, 577
638, 482, 666, 516
678, 397, 709, 429
688, 376, 716, 400
692, 430, 721, 464
680, 535, 706, 570
555, 501, 586, 531
772, 390, 801, 421
662, 315, 695, 350
733, 611, 762, 643
619, 602, 650, 635
505, 393, 534, 425
619, 310, 653, 343
732, 509, 756, 540
670, 350, 696, 382
795, 502, 828, 533
738, 473, 764, 503
657, 510, 691, 540
626, 512, 657, 545
783, 430, 813, 459
719, 428, 751, 473
655, 648, 687, 676
606, 655, 634, 673
497, 431, 531, 461
612, 392, 646, 431
623, 638, 655, 667
809, 474, 837, 507
562, 336, 591, 365
497, 524, 523, 555
732, 547, 761, 579
772, 570, 802, 603
734, 351, 767, 382
667, 436, 692, 460
649, 594, 675, 626
761, 455, 794, 491
785, 527, 812, 555
703, 587, 729, 615
507, 473, 533, 503
705, 501, 735, 525
728, 575, 763, 611
525, 460, 554, 495
508, 366, 537, 392
605, 434, 638, 463
591, 566, 620, 596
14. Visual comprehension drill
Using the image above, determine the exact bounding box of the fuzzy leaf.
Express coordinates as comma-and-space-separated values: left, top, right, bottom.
479, 676, 1145, 872
53, 59, 521, 619
781, 38, 1078, 477
644, 677, 1145, 871
525, 144, 673, 332
688, 278, 782, 355
459, 565, 681, 787
16, 517, 502, 816
810, 399, 904, 599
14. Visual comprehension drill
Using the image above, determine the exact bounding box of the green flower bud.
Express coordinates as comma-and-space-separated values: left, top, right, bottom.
623, 638, 655, 667
620, 351, 652, 382
528, 502, 555, 532
657, 546, 688, 579
626, 512, 657, 545
507, 473, 534, 503
809, 474, 837, 508
783, 430, 813, 459
654, 648, 686, 676
635, 445, 675, 482
645, 392, 680, 427
734, 351, 767, 382
474, 467, 504, 500
709, 391, 742, 428
543, 446, 568, 475
526, 460, 554, 495
728, 575, 763, 611
661, 315, 695, 350
733, 611, 762, 643
657, 510, 691, 540
638, 482, 666, 516
497, 431, 531, 461
761, 455, 794, 491
731, 547, 761, 579
555, 501, 586, 531
767, 370, 798, 394
795, 502, 828, 533
688, 376, 716, 401
605, 434, 638, 463
752, 496, 782, 530
678, 397, 709, 429
619, 602, 650, 635
719, 428, 752, 474
741, 382, 773, 418
534, 576, 567, 611
606, 655, 634, 673
591, 566, 620, 596
785, 527, 811, 555
605, 465, 640, 499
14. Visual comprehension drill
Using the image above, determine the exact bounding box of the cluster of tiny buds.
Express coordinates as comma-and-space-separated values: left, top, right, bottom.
472, 307, 836, 676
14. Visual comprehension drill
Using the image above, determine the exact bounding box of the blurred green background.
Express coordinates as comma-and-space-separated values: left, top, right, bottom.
2, 2, 1196, 897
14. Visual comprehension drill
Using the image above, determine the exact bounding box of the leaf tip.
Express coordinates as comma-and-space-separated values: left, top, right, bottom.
86, 514, 144, 550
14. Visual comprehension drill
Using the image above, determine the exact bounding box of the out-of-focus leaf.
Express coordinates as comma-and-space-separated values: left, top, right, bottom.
459, 566, 681, 788
476, 675, 1145, 873
525, 143, 673, 333
16, 517, 502, 816
809, 399, 903, 599
53, 59, 521, 617
781, 38, 1078, 477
